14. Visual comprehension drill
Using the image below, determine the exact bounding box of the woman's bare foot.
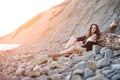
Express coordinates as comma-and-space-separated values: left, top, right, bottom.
48, 53, 60, 59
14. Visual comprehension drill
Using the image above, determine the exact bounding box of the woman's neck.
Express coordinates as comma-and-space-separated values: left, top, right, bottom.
91, 33, 94, 35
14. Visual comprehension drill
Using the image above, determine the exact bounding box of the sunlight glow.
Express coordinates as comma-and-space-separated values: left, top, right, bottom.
0, 44, 21, 51
0, 0, 65, 36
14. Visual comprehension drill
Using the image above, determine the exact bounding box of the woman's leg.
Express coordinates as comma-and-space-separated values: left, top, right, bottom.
48, 45, 86, 58
75, 46, 86, 55
60, 45, 86, 56
60, 46, 76, 56
64, 36, 77, 49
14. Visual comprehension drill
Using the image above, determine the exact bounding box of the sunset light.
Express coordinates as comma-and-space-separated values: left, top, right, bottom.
0, 0, 65, 36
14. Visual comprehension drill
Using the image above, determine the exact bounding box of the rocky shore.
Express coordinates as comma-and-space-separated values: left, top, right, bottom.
0, 45, 120, 80
0, 0, 119, 80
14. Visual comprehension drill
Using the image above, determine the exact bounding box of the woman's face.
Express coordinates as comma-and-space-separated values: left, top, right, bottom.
91, 25, 97, 34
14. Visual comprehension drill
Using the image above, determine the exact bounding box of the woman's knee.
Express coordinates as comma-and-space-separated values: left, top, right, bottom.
70, 45, 78, 50
70, 36, 76, 40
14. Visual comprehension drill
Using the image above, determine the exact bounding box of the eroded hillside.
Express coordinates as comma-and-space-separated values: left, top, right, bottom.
0, 0, 120, 53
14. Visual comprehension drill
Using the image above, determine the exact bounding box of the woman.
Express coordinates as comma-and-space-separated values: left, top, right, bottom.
49, 24, 100, 57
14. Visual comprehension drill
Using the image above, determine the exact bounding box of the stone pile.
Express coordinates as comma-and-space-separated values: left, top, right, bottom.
0, 45, 120, 80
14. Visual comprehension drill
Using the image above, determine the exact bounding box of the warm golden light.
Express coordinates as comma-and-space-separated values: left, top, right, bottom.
0, 0, 65, 36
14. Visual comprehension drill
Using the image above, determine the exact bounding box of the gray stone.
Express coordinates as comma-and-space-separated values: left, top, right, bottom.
58, 56, 70, 62
32, 71, 41, 77
111, 73, 120, 80
93, 74, 104, 80
37, 55, 49, 64
71, 75, 82, 80
33, 65, 41, 72
102, 78, 110, 80
84, 51, 96, 60
114, 50, 120, 57
86, 74, 104, 80
114, 68, 120, 73
101, 68, 114, 76
21, 77, 33, 80
61, 72, 70, 76
101, 67, 111, 71
0, 72, 10, 80
11, 76, 20, 80
95, 69, 102, 75
95, 54, 103, 61
72, 69, 84, 75
86, 60, 97, 71
16, 68, 25, 75
36, 75, 48, 80
54, 61, 66, 68
71, 54, 83, 63
74, 61, 87, 71
112, 58, 120, 64
111, 64, 120, 70
107, 71, 117, 79
48, 69, 59, 76
100, 47, 109, 56
83, 68, 95, 79
97, 58, 111, 68
92, 45, 102, 54
24, 70, 40, 77
86, 77, 95, 80
104, 49, 114, 58
52, 74, 66, 80
71, 53, 94, 63
70, 54, 80, 60
65, 72, 72, 80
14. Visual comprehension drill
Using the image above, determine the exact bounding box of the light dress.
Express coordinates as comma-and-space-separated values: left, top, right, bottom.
86, 34, 97, 42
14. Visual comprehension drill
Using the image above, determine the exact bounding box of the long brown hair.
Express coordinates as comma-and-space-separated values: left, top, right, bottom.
86, 24, 100, 39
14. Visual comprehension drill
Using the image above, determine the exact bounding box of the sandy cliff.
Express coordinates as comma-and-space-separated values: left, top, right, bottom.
0, 0, 120, 53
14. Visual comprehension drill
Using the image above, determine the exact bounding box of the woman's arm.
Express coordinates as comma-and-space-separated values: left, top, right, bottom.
77, 36, 86, 41
86, 34, 97, 42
